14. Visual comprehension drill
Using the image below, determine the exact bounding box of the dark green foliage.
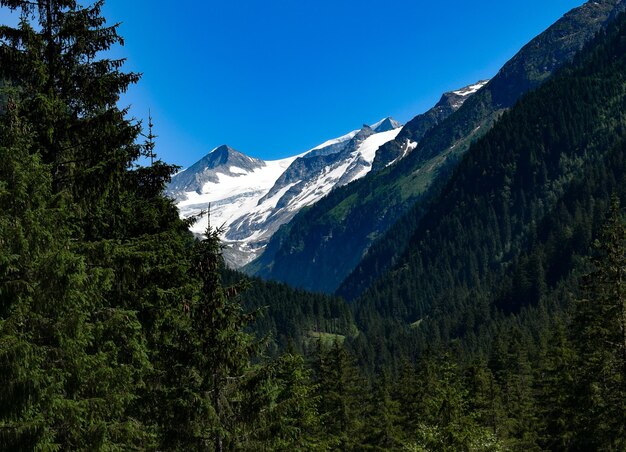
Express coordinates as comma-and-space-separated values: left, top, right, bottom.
186, 224, 256, 450
269, 6, 626, 449
327, 8, 626, 450
0, 2, 324, 450
227, 8, 626, 450
534, 321, 575, 450
489, 333, 540, 449
569, 197, 626, 450
0, 1, 161, 447
359, 372, 401, 450
222, 268, 357, 356
3, 0, 626, 450
313, 340, 368, 450
351, 6, 626, 365
243, 352, 325, 451
406, 354, 503, 452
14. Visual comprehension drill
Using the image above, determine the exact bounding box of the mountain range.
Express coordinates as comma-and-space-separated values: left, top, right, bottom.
167, 0, 626, 297
166, 94, 481, 267
167, 118, 407, 267
246, 0, 626, 295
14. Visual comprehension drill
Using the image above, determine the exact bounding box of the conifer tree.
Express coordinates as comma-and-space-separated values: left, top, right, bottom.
360, 372, 401, 450
408, 354, 503, 452
490, 331, 539, 449
0, 1, 189, 448
394, 361, 424, 440
314, 339, 366, 450
465, 359, 503, 441
0, 81, 153, 449
0, 0, 141, 199
190, 221, 258, 451
244, 351, 325, 451
570, 195, 626, 450
534, 320, 575, 450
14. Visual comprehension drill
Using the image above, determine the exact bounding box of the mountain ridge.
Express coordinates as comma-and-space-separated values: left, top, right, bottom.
167, 145, 266, 196
348, 6, 626, 366
247, 0, 626, 295
168, 78, 488, 269
167, 117, 406, 267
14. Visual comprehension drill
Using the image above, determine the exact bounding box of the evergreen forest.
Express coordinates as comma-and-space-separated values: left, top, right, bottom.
1, 1, 626, 450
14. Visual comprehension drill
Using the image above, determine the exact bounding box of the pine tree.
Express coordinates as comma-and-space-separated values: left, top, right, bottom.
190, 221, 258, 450
570, 195, 626, 450
0, 1, 189, 448
314, 339, 366, 450
243, 351, 326, 451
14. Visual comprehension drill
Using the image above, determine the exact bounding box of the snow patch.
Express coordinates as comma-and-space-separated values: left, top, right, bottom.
177, 155, 297, 236
453, 80, 489, 97
387, 139, 418, 167
357, 128, 402, 164
309, 130, 359, 151
229, 166, 249, 175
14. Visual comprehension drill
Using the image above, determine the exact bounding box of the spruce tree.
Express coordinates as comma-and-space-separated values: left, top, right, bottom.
243, 351, 325, 451
407, 353, 503, 452
570, 195, 626, 450
0, 1, 189, 448
360, 372, 401, 450
534, 320, 575, 450
314, 339, 366, 450
189, 221, 258, 450
0, 81, 152, 449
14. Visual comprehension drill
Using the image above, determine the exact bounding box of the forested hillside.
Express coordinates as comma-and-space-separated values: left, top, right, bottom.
353, 6, 626, 352
250, 0, 626, 296
1, 0, 626, 450
222, 268, 357, 355
337, 9, 626, 448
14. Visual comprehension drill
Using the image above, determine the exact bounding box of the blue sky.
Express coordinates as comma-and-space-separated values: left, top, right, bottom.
2, 1, 584, 166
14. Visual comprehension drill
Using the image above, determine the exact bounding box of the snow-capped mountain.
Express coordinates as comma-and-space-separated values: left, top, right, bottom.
167, 118, 402, 267
167, 145, 269, 196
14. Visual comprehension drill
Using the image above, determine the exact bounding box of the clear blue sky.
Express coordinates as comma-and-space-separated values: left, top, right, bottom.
3, 1, 585, 166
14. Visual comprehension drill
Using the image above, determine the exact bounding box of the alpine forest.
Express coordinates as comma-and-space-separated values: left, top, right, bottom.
1, 0, 626, 451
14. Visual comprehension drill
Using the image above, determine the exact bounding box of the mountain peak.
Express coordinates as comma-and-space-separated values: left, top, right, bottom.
210, 144, 235, 154
371, 117, 402, 133
437, 80, 490, 110
198, 144, 263, 170
208, 144, 241, 160
166, 145, 266, 197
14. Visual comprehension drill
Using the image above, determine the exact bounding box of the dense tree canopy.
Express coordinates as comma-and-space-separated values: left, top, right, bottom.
1, 1, 626, 450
